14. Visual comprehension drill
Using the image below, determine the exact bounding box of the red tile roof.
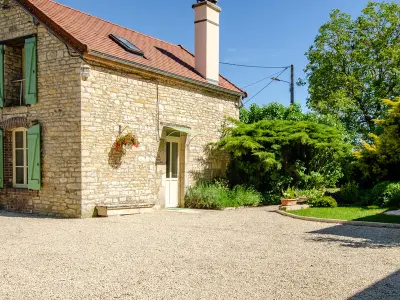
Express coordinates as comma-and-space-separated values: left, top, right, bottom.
16, 0, 246, 96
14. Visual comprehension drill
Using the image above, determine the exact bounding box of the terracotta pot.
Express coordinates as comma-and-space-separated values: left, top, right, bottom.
281, 198, 298, 206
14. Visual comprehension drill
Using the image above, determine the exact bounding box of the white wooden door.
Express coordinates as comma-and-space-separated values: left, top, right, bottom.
165, 138, 180, 208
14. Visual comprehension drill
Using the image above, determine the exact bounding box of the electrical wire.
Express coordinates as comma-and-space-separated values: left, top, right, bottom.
243, 70, 286, 88
243, 67, 289, 105
220, 62, 290, 69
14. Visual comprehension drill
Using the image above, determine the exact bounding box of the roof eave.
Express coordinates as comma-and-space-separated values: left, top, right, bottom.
15, 0, 88, 54
86, 51, 246, 98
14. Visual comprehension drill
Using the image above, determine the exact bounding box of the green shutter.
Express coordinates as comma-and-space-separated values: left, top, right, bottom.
0, 129, 3, 189
28, 124, 41, 190
25, 37, 37, 105
0, 45, 4, 108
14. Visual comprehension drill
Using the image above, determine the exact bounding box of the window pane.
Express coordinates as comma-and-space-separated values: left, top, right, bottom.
171, 142, 178, 179
15, 131, 24, 148
16, 150, 24, 166
166, 142, 170, 179
16, 167, 24, 184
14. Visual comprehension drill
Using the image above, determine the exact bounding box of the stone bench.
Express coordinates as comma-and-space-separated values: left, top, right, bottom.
96, 203, 155, 217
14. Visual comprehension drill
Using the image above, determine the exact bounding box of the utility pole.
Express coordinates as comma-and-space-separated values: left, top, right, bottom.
290, 64, 294, 105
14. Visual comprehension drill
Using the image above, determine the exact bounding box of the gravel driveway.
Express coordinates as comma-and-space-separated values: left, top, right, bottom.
0, 206, 399, 300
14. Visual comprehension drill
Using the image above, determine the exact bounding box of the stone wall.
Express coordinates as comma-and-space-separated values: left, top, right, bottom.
0, 5, 83, 217
80, 62, 239, 217
3, 45, 23, 106
0, 3, 240, 218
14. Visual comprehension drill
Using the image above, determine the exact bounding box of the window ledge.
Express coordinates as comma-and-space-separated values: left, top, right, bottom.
12, 185, 28, 189
3, 106, 28, 115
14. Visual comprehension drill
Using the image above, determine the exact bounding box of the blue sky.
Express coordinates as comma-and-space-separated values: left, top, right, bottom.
57, 0, 380, 108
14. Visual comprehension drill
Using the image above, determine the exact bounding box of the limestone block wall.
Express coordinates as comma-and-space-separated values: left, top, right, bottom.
0, 5, 83, 217
3, 45, 23, 106
80, 62, 239, 217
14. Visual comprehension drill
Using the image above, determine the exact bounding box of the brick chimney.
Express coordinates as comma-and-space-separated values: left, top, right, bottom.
192, 0, 221, 85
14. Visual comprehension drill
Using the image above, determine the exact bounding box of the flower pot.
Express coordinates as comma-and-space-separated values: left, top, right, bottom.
281, 198, 298, 206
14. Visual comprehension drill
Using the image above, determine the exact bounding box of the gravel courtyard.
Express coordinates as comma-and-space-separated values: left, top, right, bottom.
0, 207, 399, 300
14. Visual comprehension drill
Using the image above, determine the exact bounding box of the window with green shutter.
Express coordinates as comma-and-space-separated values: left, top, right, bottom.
28, 124, 40, 190
25, 37, 37, 105
0, 45, 4, 108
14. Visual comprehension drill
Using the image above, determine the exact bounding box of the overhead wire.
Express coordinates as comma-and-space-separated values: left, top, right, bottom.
220, 62, 290, 69
243, 67, 289, 105
243, 70, 286, 88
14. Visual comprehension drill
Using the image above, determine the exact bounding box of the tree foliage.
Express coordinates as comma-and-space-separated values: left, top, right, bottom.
217, 119, 351, 194
240, 102, 353, 142
355, 98, 400, 184
302, 1, 400, 141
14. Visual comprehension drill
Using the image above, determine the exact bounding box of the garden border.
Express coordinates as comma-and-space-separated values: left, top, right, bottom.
276, 210, 400, 229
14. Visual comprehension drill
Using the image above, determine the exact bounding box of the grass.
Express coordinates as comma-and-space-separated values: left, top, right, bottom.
289, 206, 400, 224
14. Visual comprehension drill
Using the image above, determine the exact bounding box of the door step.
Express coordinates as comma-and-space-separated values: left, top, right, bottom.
96, 203, 155, 217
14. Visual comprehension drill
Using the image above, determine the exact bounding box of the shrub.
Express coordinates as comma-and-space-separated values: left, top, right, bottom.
231, 186, 262, 207
296, 189, 325, 200
184, 181, 231, 210
309, 196, 338, 208
218, 119, 351, 194
370, 181, 391, 206
356, 98, 400, 185
261, 192, 281, 205
185, 182, 261, 209
382, 183, 400, 208
339, 181, 359, 204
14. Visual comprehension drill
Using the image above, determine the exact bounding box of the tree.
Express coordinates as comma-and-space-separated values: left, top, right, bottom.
217, 119, 351, 194
355, 98, 400, 185
302, 1, 400, 141
240, 102, 353, 142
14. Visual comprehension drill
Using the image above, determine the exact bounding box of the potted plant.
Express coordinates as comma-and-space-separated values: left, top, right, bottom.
281, 187, 298, 206
113, 133, 140, 150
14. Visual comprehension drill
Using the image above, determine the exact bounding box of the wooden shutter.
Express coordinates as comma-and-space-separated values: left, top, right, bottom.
28, 124, 40, 190
25, 37, 37, 105
0, 129, 3, 189
0, 45, 4, 108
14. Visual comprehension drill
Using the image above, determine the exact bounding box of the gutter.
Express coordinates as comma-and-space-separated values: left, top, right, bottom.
86, 50, 247, 99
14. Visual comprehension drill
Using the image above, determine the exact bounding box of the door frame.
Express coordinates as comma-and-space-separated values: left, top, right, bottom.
165, 136, 180, 208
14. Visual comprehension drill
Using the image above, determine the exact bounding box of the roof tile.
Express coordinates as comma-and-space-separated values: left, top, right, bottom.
17, 0, 245, 96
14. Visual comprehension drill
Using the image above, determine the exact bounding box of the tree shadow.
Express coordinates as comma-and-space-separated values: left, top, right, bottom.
348, 270, 400, 299
307, 225, 400, 249
189, 143, 230, 183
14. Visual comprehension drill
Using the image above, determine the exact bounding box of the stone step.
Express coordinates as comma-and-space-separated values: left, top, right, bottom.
279, 204, 310, 211
96, 203, 155, 217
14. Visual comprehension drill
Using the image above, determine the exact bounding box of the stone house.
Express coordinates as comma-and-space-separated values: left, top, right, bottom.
0, 0, 246, 217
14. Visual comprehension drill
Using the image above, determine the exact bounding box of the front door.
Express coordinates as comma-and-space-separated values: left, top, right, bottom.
165, 138, 180, 208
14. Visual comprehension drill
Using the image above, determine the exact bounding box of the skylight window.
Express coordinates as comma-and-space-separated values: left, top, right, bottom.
109, 34, 144, 57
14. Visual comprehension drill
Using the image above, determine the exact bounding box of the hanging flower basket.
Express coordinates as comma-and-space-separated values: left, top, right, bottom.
113, 133, 140, 149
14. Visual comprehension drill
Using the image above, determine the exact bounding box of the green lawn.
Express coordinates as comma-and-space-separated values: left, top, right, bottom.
289, 207, 400, 224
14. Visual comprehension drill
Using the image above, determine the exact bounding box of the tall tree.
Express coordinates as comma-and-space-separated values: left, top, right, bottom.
302, 1, 400, 141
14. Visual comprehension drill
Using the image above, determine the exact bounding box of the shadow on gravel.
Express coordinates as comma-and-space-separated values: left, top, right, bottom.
0, 210, 67, 220
348, 270, 400, 300
307, 225, 400, 248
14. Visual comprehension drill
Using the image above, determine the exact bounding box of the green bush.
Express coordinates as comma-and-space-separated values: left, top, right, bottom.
296, 189, 325, 200
339, 181, 359, 204
370, 181, 391, 206
261, 192, 281, 205
231, 185, 262, 207
185, 182, 261, 209
218, 119, 351, 194
382, 183, 400, 208
309, 196, 338, 208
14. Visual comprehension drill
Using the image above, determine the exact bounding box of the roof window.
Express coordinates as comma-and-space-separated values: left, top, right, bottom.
109, 34, 144, 57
